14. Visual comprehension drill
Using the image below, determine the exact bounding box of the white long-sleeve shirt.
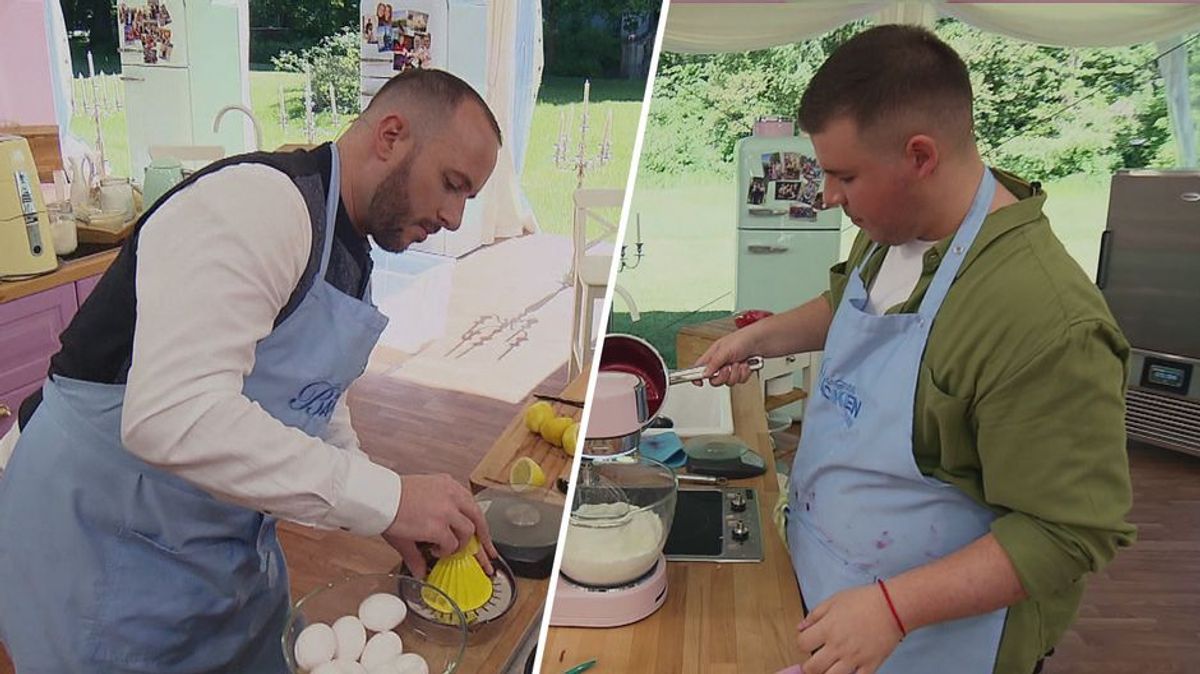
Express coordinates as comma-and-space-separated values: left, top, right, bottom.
120, 163, 401, 536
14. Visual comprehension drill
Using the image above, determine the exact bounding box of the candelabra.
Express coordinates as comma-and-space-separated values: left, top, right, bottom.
620, 212, 646, 272
553, 79, 613, 189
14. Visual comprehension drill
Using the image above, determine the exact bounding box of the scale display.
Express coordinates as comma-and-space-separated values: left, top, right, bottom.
1141, 356, 1192, 394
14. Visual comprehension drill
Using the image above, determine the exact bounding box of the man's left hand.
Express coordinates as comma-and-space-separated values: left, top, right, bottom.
795, 584, 904, 674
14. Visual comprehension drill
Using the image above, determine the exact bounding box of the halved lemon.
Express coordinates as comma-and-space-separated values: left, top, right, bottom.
509, 457, 546, 492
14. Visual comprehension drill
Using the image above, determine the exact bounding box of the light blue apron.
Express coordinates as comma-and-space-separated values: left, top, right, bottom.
786, 168, 1006, 673
0, 145, 388, 673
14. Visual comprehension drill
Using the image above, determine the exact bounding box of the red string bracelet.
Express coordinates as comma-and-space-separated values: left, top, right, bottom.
877, 578, 907, 640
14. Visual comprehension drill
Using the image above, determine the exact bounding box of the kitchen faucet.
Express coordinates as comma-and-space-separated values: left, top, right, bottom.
213, 104, 263, 151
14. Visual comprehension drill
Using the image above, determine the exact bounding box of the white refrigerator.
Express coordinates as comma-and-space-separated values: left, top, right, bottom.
118, 0, 251, 181
359, 0, 488, 258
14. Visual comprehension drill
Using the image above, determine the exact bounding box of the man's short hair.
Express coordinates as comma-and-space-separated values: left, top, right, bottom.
366, 69, 502, 145
798, 25, 973, 147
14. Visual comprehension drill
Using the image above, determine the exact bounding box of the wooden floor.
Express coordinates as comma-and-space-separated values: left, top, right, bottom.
1, 398, 1197, 672
0, 365, 567, 673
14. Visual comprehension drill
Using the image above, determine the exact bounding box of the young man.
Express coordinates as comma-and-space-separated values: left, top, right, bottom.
0, 69, 501, 672
698, 26, 1135, 674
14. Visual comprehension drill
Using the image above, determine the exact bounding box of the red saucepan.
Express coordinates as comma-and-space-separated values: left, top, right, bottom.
598, 334, 764, 426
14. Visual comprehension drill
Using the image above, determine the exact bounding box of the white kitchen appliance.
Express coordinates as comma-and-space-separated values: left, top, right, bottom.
1098, 169, 1200, 457
359, 0, 488, 258
0, 135, 57, 279
735, 130, 841, 411
117, 0, 251, 180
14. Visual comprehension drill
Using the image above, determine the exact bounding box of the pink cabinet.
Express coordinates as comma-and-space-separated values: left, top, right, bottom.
0, 274, 101, 436
76, 274, 102, 306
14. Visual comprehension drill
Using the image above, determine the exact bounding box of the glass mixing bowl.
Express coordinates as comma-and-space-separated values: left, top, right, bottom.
282, 573, 468, 673
561, 457, 677, 587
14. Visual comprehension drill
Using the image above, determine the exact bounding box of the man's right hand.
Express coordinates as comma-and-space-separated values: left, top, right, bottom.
693, 330, 759, 387
382, 473, 499, 579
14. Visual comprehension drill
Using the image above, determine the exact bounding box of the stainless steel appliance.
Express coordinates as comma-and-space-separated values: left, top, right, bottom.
1098, 169, 1200, 456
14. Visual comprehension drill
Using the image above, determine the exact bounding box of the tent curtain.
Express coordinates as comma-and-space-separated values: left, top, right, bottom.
663, 2, 885, 54
1157, 36, 1197, 168
482, 0, 540, 243
664, 1, 1200, 53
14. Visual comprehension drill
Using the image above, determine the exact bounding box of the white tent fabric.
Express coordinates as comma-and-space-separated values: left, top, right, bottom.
482, 0, 542, 242
664, 2, 1200, 52
662, 1, 1200, 168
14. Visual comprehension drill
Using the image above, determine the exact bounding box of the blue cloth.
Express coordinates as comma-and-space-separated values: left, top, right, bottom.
639, 432, 687, 468
0, 145, 388, 673
785, 168, 1006, 673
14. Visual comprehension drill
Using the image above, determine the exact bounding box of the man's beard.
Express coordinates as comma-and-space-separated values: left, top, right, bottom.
365, 153, 427, 253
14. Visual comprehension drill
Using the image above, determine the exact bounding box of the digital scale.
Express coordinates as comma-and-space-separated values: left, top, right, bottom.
683, 435, 767, 479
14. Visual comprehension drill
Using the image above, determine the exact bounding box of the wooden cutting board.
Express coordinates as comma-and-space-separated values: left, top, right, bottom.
468, 371, 589, 503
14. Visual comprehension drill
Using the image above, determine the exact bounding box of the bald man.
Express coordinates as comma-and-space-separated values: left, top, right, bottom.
696, 26, 1134, 674
0, 69, 502, 673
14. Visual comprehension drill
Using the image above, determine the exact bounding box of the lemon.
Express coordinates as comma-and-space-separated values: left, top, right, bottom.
562, 422, 580, 456
540, 416, 574, 447
509, 457, 546, 492
524, 401, 555, 433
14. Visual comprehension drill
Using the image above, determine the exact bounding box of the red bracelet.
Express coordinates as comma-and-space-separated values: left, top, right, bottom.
877, 579, 907, 639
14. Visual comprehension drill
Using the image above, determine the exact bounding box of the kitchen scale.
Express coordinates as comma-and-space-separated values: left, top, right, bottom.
683, 435, 767, 479
551, 557, 669, 628
477, 486, 562, 579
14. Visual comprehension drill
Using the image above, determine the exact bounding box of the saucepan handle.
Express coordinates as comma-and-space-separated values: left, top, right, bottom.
669, 356, 765, 385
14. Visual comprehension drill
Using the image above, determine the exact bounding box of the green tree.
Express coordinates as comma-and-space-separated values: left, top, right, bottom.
642, 20, 1174, 180
542, 0, 658, 76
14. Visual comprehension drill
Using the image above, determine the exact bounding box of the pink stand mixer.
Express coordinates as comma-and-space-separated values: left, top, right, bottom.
549, 335, 762, 628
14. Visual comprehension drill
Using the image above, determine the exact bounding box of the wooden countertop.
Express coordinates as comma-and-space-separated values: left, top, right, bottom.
0, 246, 119, 304
540, 375, 806, 673
462, 371, 589, 673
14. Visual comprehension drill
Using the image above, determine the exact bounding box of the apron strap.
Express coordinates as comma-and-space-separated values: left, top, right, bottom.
317, 143, 343, 279
917, 167, 995, 319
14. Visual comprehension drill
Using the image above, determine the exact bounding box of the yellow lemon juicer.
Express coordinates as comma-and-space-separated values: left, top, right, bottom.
423, 536, 495, 614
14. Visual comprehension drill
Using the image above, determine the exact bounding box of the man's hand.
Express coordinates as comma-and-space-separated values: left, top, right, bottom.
382, 473, 499, 579
795, 584, 903, 674
693, 331, 758, 387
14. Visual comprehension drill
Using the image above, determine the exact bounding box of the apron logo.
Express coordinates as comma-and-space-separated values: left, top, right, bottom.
820, 374, 863, 427
289, 381, 343, 418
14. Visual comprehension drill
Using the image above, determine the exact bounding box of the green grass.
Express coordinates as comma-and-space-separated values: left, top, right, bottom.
69, 73, 645, 244
519, 77, 647, 238
609, 311, 728, 369
621, 168, 1114, 313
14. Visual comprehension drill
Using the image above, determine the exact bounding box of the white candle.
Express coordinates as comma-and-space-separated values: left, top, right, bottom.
87, 50, 95, 78
636, 213, 641, 242
583, 79, 590, 107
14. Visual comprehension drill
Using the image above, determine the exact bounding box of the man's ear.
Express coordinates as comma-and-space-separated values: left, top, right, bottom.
373, 111, 413, 161
905, 134, 939, 179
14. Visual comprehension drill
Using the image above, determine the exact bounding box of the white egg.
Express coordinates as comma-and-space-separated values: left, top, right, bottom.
332, 615, 367, 661
358, 592, 408, 631
359, 630, 405, 670
311, 662, 343, 674
392, 653, 430, 674
334, 660, 369, 674
294, 622, 337, 671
